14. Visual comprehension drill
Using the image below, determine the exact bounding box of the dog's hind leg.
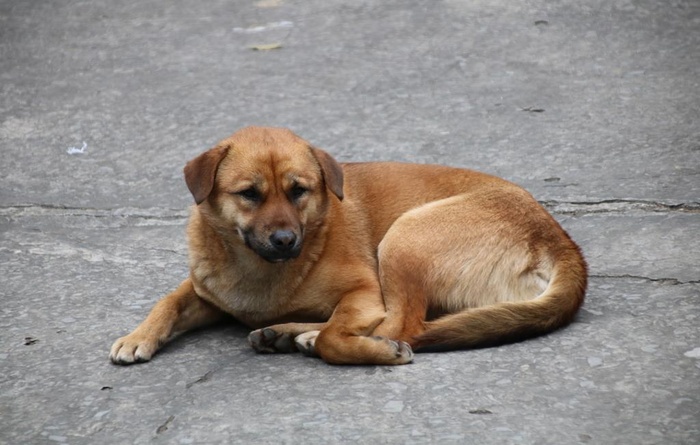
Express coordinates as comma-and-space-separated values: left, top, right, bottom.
372, 192, 586, 352
370, 239, 430, 344
370, 197, 483, 345
312, 282, 415, 365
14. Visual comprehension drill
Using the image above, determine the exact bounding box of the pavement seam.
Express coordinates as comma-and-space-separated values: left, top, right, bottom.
590, 274, 700, 285
541, 199, 700, 215
0, 204, 188, 220
2, 199, 698, 220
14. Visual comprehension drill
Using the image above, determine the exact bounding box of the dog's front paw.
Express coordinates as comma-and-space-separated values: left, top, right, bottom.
294, 330, 320, 357
109, 333, 159, 365
248, 328, 297, 353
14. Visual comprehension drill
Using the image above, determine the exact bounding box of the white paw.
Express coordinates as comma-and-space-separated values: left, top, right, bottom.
109, 334, 158, 365
294, 330, 320, 357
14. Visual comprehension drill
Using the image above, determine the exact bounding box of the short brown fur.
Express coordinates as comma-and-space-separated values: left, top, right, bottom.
110, 126, 587, 366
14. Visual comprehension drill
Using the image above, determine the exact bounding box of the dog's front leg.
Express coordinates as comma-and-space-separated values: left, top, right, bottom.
110, 278, 225, 365
310, 286, 414, 365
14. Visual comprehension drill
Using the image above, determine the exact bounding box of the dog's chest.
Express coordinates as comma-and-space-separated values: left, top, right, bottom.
191, 260, 302, 325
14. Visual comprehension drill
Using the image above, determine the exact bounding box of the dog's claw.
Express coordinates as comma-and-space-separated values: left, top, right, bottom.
395, 340, 414, 362
371, 336, 414, 364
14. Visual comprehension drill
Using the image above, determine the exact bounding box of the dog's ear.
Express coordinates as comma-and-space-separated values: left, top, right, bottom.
310, 147, 344, 200
183, 145, 229, 205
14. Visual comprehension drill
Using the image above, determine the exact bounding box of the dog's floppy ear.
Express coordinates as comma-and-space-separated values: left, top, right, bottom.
183, 145, 229, 205
310, 147, 344, 200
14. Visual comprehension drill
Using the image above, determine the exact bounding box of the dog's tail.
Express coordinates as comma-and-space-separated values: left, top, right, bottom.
412, 245, 587, 352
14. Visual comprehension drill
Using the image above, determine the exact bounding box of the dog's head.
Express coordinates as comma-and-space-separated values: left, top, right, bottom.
183, 127, 344, 263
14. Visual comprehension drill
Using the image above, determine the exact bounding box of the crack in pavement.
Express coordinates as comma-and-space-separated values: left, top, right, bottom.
542, 199, 700, 215
2, 199, 698, 221
0, 204, 188, 221
590, 274, 700, 285
155, 415, 175, 435
185, 370, 214, 389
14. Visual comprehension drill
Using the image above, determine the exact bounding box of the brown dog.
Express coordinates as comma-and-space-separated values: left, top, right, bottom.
110, 126, 587, 366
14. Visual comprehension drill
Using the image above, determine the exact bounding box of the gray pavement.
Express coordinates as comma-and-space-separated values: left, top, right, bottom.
1, 0, 699, 444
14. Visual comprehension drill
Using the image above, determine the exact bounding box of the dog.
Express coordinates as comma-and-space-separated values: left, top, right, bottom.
110, 126, 587, 366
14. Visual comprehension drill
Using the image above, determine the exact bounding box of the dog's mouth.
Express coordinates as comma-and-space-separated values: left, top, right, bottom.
242, 230, 302, 263
258, 249, 301, 263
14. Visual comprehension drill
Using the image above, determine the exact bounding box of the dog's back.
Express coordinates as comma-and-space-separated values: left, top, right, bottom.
340, 162, 513, 246
338, 161, 587, 353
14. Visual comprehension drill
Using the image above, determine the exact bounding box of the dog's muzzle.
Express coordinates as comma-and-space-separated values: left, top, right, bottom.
244, 229, 302, 263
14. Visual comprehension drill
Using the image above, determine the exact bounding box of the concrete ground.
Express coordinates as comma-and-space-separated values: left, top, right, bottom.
1, 0, 699, 443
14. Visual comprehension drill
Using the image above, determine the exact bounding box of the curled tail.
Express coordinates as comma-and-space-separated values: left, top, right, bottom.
413, 246, 587, 352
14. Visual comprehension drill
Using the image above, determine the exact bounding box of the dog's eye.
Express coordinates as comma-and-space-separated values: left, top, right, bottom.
235, 188, 261, 202
290, 185, 308, 200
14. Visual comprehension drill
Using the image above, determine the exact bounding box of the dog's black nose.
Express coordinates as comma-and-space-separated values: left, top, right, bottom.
269, 230, 297, 251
